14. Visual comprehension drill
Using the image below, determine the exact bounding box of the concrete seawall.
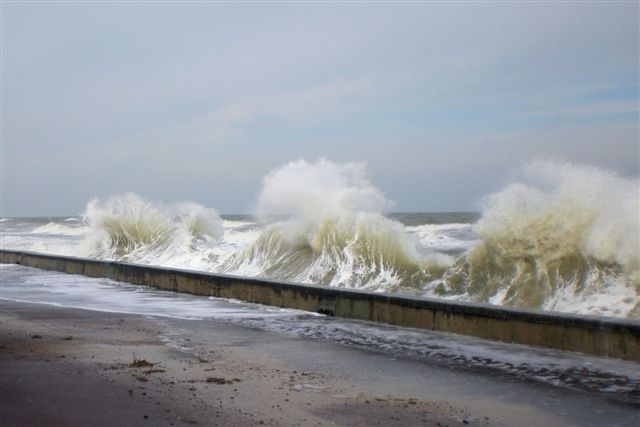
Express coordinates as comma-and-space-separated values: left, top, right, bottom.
2, 249, 639, 362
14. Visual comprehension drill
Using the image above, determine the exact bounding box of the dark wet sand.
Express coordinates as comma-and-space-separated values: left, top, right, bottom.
1, 300, 637, 426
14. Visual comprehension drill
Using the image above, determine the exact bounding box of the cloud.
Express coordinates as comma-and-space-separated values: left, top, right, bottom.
554, 100, 638, 118
1, 2, 638, 216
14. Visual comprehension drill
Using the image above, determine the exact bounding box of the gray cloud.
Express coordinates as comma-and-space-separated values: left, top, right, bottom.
2, 2, 638, 216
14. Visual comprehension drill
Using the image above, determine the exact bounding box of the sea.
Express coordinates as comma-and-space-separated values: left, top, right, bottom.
2, 160, 639, 319
1, 159, 639, 404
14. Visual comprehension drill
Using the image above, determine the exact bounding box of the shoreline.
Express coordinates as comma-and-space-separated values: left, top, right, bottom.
2, 300, 639, 426
3, 250, 638, 362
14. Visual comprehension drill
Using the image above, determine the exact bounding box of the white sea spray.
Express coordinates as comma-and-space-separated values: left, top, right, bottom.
432, 161, 639, 318
222, 159, 451, 292
78, 193, 225, 269
1, 159, 637, 318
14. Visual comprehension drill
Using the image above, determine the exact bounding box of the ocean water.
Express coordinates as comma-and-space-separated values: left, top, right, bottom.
1, 159, 639, 319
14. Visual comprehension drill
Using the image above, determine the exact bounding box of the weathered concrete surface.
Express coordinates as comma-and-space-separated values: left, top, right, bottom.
2, 249, 639, 362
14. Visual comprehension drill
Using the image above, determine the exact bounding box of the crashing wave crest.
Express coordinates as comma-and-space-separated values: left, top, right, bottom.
80, 193, 223, 267
222, 159, 451, 292
223, 213, 449, 292
57, 159, 638, 318
431, 161, 639, 318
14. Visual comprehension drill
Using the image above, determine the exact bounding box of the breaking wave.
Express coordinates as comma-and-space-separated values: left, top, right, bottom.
222, 159, 451, 292
431, 161, 639, 318
222, 213, 450, 292
6, 159, 638, 318
79, 193, 224, 269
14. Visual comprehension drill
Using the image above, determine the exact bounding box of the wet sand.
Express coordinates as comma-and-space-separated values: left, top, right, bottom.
1, 300, 637, 426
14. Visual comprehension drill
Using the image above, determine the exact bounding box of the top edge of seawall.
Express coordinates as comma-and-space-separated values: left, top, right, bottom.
1, 249, 639, 332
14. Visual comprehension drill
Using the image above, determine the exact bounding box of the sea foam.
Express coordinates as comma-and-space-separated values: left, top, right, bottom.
2, 159, 637, 318
79, 193, 224, 269
433, 161, 639, 318
223, 159, 451, 292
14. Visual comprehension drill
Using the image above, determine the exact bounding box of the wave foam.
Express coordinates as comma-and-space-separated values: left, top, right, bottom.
5, 159, 637, 319
224, 159, 451, 292
432, 161, 639, 318
32, 222, 86, 236
79, 193, 224, 268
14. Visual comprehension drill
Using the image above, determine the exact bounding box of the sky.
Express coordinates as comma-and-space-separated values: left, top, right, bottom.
1, 1, 638, 216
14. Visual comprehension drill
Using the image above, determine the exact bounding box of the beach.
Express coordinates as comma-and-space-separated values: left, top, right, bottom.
3, 4, 638, 425
2, 299, 638, 427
